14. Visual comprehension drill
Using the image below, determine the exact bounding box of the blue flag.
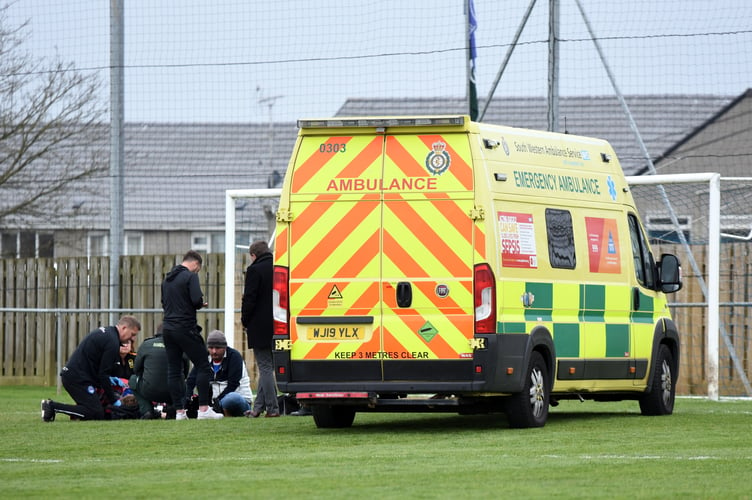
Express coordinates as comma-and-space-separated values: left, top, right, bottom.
468, 0, 478, 120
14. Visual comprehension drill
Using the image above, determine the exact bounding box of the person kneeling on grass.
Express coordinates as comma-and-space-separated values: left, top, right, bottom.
185, 330, 254, 417
41, 316, 141, 422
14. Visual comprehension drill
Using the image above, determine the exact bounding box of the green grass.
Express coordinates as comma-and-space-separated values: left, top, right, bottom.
2, 386, 751, 499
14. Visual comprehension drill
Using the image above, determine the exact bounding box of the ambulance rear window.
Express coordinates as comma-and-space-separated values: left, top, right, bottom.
545, 208, 576, 270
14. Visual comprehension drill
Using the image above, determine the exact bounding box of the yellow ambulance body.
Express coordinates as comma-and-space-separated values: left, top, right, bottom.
272, 116, 682, 428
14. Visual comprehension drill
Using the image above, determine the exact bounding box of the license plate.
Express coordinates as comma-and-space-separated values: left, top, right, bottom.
304, 325, 370, 341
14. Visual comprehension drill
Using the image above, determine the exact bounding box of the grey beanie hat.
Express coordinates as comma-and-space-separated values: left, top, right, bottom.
206, 330, 227, 347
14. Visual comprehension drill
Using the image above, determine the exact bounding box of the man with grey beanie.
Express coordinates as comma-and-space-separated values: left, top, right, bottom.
185, 330, 254, 417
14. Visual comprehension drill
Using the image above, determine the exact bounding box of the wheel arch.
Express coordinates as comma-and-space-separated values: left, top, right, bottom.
529, 325, 556, 391
647, 317, 681, 388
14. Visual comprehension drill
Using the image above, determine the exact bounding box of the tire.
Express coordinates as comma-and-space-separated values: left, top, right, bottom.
312, 405, 356, 428
505, 351, 549, 428
639, 344, 676, 416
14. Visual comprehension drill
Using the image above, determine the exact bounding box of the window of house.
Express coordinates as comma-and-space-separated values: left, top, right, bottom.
89, 233, 108, 257
0, 231, 55, 258
38, 234, 54, 257
124, 233, 144, 255
191, 234, 210, 253
545, 208, 575, 269
1, 233, 16, 258
211, 233, 225, 254
191, 232, 232, 254
646, 215, 691, 244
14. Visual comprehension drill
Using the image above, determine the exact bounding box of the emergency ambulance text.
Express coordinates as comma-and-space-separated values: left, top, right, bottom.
513, 170, 601, 195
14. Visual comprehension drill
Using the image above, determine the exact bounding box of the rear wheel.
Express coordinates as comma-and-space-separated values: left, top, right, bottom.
639, 344, 676, 416
505, 351, 549, 428
312, 405, 356, 428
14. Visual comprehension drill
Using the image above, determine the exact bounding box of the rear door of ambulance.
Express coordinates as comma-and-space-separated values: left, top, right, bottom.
284, 119, 477, 388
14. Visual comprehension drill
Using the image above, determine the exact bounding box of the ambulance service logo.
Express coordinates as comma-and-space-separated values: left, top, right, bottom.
425, 141, 451, 175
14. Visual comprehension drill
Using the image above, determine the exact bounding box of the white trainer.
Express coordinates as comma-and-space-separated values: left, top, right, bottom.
197, 407, 224, 420
175, 411, 188, 420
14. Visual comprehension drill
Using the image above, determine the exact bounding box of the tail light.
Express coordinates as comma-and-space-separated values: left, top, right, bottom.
273, 266, 289, 336
474, 263, 496, 334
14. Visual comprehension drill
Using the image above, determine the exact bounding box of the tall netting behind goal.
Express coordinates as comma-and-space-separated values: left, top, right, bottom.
629, 175, 752, 399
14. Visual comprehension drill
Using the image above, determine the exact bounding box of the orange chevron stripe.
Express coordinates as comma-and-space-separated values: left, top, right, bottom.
289, 194, 340, 245
333, 231, 380, 279
344, 281, 381, 313
290, 282, 326, 315
353, 326, 384, 355
382, 231, 429, 278
293, 200, 379, 279
275, 226, 288, 262
385, 136, 428, 177
337, 137, 384, 178
424, 193, 473, 241
474, 223, 486, 261
419, 135, 473, 188
291, 136, 353, 193
305, 341, 340, 360
385, 201, 469, 277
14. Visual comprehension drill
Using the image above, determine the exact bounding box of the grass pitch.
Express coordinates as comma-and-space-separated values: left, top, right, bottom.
1, 386, 750, 498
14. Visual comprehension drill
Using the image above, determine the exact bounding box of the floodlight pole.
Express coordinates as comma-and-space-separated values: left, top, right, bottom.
109, 0, 124, 325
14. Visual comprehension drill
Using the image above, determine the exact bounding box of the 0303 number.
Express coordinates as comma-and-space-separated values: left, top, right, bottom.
319, 143, 346, 153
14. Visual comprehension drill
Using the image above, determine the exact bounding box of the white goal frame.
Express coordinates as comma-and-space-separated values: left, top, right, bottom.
223, 188, 281, 349
626, 173, 721, 400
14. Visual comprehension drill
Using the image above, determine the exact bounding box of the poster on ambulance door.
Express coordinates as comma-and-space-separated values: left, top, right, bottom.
498, 212, 538, 269
585, 217, 621, 273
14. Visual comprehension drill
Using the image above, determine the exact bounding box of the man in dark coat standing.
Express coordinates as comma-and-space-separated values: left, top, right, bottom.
242, 240, 279, 417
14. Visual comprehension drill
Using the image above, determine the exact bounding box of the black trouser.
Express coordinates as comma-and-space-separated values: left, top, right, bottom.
129, 374, 173, 416
163, 326, 213, 408
52, 370, 106, 420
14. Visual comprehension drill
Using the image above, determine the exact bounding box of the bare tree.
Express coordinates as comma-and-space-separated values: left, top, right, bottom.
0, 5, 107, 228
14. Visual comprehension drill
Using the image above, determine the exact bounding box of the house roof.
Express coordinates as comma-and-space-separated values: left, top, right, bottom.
21, 122, 299, 231
335, 95, 732, 176
123, 122, 297, 231
652, 89, 752, 176
8, 93, 740, 232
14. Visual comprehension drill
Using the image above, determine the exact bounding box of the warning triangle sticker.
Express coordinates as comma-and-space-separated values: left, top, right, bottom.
328, 285, 343, 300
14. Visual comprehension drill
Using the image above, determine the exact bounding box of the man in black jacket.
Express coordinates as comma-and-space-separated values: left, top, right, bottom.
242, 240, 279, 417
41, 315, 141, 421
161, 250, 223, 420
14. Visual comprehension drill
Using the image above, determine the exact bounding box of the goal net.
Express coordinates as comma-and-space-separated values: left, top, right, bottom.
628, 174, 752, 399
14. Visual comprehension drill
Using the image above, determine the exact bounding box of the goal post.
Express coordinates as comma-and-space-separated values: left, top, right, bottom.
627, 173, 721, 400
224, 189, 281, 348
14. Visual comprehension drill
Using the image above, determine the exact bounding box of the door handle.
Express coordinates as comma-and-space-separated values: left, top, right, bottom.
396, 281, 412, 308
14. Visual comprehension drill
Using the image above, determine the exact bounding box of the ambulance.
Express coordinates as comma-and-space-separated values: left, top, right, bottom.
272, 116, 682, 428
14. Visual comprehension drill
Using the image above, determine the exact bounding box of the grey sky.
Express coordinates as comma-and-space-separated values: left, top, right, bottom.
7, 0, 752, 123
